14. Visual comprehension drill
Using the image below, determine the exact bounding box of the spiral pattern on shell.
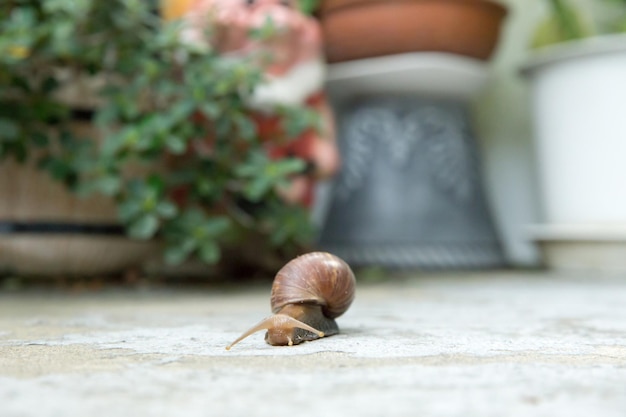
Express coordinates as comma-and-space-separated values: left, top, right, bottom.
270, 252, 356, 319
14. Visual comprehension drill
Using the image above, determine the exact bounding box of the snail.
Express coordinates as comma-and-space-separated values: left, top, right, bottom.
226, 251, 356, 349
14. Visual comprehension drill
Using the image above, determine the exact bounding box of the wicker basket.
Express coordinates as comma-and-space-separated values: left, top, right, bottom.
0, 120, 159, 277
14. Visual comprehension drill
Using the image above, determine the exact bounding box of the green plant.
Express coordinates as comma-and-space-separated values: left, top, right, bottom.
0, 0, 319, 266
532, 0, 626, 48
298, 0, 320, 15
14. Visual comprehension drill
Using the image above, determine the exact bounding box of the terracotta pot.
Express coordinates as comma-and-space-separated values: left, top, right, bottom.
319, 0, 508, 63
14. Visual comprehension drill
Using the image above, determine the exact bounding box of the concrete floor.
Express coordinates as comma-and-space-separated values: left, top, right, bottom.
1, 270, 626, 417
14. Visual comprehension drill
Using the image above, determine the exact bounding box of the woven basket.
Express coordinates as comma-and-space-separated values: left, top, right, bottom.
0, 120, 158, 277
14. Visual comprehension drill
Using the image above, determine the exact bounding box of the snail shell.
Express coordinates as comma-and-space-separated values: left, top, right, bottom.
271, 251, 356, 319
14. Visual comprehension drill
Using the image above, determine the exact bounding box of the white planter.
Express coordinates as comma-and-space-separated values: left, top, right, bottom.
522, 35, 626, 271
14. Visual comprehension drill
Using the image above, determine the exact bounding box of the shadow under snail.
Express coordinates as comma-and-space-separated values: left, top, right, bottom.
226, 251, 356, 349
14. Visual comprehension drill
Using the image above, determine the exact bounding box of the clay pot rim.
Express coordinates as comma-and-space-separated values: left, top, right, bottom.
319, 0, 508, 17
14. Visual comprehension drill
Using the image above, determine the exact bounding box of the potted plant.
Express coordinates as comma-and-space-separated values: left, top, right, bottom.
521, 0, 626, 270
0, 0, 321, 276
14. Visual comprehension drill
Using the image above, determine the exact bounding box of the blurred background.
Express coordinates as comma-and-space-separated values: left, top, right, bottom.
2, 0, 626, 282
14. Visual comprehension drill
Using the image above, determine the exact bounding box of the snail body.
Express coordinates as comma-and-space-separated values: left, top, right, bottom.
226, 251, 356, 349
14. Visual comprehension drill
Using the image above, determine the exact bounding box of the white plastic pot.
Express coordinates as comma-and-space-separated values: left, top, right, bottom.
522, 35, 626, 271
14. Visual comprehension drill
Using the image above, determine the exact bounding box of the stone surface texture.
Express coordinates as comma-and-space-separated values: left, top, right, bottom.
1, 271, 626, 416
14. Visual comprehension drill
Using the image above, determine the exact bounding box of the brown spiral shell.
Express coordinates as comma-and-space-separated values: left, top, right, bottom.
270, 252, 356, 319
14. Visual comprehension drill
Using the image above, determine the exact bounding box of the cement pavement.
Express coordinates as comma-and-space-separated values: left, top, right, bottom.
1, 271, 625, 416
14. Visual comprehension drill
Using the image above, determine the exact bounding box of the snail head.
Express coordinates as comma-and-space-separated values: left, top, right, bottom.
225, 314, 324, 350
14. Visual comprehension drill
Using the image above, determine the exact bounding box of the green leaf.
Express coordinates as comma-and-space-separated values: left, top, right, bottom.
122, 128, 141, 148
165, 135, 186, 154
95, 175, 122, 196
0, 118, 19, 140
198, 241, 220, 264
248, 16, 278, 41
279, 106, 320, 138
204, 216, 230, 236
128, 214, 159, 240
235, 153, 269, 177
146, 175, 165, 195
156, 201, 178, 219
164, 242, 194, 265
95, 102, 120, 125
270, 224, 290, 246
164, 236, 197, 265
266, 158, 306, 178
243, 177, 273, 202
298, 0, 319, 14
234, 114, 257, 141
200, 102, 220, 119
117, 199, 141, 222
40, 157, 72, 182
268, 205, 314, 246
